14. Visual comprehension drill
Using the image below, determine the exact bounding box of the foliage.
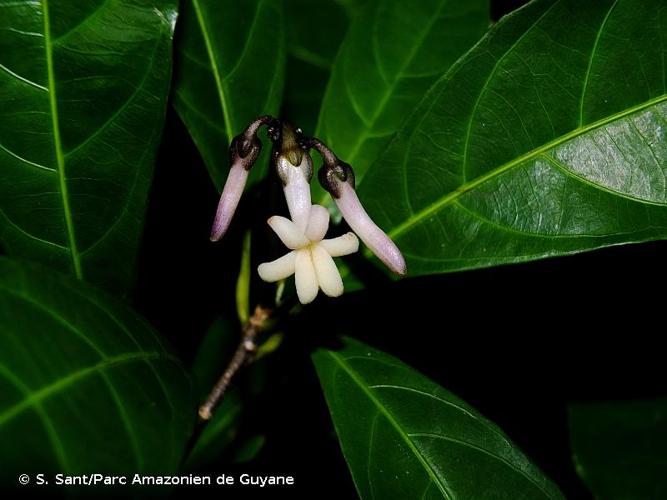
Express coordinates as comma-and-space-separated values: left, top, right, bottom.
0, 0, 665, 497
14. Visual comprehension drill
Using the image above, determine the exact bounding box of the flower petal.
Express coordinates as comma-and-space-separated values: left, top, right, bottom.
295, 249, 319, 304
319, 232, 359, 257
334, 183, 407, 276
311, 245, 343, 297
210, 163, 248, 241
278, 156, 312, 232
305, 204, 330, 242
257, 251, 296, 282
267, 216, 310, 249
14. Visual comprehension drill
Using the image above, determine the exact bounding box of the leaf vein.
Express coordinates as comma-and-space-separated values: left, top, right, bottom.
192, 0, 234, 144
326, 350, 454, 500
388, 94, 667, 240
408, 432, 558, 499
579, 0, 619, 126
42, 0, 82, 278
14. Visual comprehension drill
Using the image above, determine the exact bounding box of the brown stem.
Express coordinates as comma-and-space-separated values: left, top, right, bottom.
198, 305, 272, 420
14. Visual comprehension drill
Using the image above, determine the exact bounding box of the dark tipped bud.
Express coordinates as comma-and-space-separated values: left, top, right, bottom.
229, 115, 279, 171
305, 137, 355, 198
318, 160, 355, 198
230, 134, 262, 171
303, 136, 405, 276
211, 115, 277, 241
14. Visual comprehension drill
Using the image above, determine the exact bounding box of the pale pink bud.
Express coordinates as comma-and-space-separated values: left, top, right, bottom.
317, 155, 406, 276
335, 182, 406, 276
210, 116, 275, 241
210, 162, 249, 241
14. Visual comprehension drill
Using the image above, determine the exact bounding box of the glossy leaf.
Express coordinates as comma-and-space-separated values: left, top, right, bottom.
358, 0, 667, 276
0, 0, 177, 293
569, 398, 667, 500
0, 258, 195, 480
313, 0, 490, 204
173, 0, 286, 190
313, 337, 564, 499
282, 0, 350, 132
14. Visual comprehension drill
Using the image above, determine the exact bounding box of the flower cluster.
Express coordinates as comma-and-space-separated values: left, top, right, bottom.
210, 117, 406, 304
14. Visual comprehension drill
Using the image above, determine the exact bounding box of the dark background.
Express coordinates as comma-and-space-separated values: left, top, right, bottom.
132, 1, 666, 498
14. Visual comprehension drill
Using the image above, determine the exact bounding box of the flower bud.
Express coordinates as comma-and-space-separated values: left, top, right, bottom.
333, 181, 406, 276
210, 116, 275, 241
311, 140, 407, 276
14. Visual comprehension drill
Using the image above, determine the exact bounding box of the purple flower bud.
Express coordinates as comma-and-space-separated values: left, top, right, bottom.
210, 161, 249, 241
312, 139, 406, 276
335, 182, 407, 276
210, 116, 275, 241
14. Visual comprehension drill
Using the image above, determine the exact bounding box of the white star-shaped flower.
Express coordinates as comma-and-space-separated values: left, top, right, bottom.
257, 204, 359, 304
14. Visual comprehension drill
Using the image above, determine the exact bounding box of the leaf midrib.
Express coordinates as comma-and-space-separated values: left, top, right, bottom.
192, 0, 234, 145
408, 432, 559, 499
0, 351, 165, 426
387, 93, 667, 241
42, 0, 82, 278
326, 350, 453, 500
579, 0, 619, 127
1, 281, 146, 467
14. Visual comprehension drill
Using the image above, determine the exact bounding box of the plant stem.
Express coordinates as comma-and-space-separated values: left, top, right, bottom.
198, 305, 272, 420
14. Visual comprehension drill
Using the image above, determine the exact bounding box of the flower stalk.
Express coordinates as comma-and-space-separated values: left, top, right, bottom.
198, 304, 272, 420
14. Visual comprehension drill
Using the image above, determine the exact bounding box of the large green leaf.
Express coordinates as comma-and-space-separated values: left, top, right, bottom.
313, 337, 563, 499
358, 0, 667, 276
0, 257, 195, 482
569, 398, 667, 500
282, 0, 350, 133
313, 0, 490, 205
173, 0, 286, 190
0, 0, 178, 293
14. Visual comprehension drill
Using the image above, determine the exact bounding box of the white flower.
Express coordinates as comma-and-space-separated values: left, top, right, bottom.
257, 204, 359, 304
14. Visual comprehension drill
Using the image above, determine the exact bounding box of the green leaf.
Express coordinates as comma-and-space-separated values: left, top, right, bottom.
313, 0, 490, 205
0, 257, 195, 480
313, 337, 564, 499
173, 0, 286, 190
282, 0, 350, 132
358, 0, 667, 276
569, 398, 667, 500
286, 0, 349, 70
0, 0, 178, 293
